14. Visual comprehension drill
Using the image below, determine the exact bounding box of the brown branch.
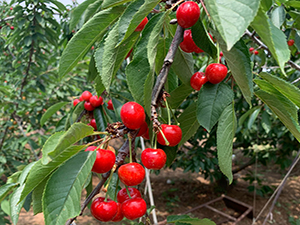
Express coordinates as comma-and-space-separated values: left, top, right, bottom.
0, 126, 9, 152
151, 25, 184, 130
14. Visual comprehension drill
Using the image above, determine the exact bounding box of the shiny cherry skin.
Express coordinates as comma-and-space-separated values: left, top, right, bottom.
85, 147, 115, 173
91, 197, 118, 222
254, 50, 259, 55
180, 30, 200, 53
137, 121, 148, 137
288, 39, 295, 46
157, 124, 182, 147
84, 101, 95, 111
117, 187, 142, 203
120, 102, 145, 130
111, 202, 124, 222
118, 162, 145, 186
190, 72, 208, 91
89, 118, 97, 130
141, 148, 167, 170
81, 91, 92, 101
176, 1, 200, 28
107, 99, 114, 110
10, 26, 14, 30
205, 63, 228, 84
249, 47, 254, 52
121, 197, 147, 220
73, 99, 80, 107
135, 17, 148, 31
90, 95, 103, 108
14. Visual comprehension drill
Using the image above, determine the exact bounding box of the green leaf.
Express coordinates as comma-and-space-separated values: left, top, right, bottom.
87, 55, 98, 82
43, 151, 96, 225
93, 107, 107, 135
69, 0, 100, 30
258, 72, 300, 108
285, 1, 300, 9
0, 183, 18, 202
254, 79, 298, 121
271, 5, 286, 28
107, 173, 119, 201
117, 0, 161, 46
59, 6, 125, 78
167, 215, 216, 225
251, 8, 290, 74
172, 50, 194, 85
205, 0, 260, 50
102, 0, 132, 9
40, 102, 69, 126
169, 84, 194, 109
217, 103, 236, 184
238, 105, 261, 127
247, 107, 261, 130
191, 20, 217, 58
49, 0, 67, 12
126, 14, 163, 104
197, 83, 234, 131
163, 146, 178, 167
10, 162, 36, 225
19, 145, 86, 203
101, 25, 140, 92
218, 37, 253, 105
261, 110, 271, 133
42, 123, 94, 164
32, 179, 47, 215
178, 102, 200, 146
84, 0, 103, 23
255, 90, 300, 142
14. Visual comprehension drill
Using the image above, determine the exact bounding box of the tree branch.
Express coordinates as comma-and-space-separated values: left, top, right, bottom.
151, 25, 184, 130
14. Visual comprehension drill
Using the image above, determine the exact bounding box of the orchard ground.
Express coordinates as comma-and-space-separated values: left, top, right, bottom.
16, 140, 300, 225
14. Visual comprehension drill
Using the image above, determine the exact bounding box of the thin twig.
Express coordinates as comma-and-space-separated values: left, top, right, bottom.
0, 126, 9, 152
244, 29, 300, 72
151, 25, 184, 130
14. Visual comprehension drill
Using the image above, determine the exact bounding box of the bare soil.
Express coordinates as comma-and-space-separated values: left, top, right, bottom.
16, 162, 300, 225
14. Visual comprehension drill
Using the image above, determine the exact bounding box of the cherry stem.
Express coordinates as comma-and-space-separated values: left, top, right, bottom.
169, 0, 185, 11
165, 99, 171, 125
199, 0, 211, 21
92, 131, 109, 136
86, 138, 104, 147
166, 99, 179, 126
128, 135, 132, 163
125, 186, 132, 199
114, 178, 120, 200
158, 127, 170, 146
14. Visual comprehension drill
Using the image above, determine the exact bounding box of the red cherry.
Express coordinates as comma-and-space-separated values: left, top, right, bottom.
118, 162, 145, 186
176, 1, 200, 28
254, 50, 259, 55
180, 30, 200, 53
111, 202, 124, 222
10, 26, 14, 30
0, 26, 2, 29
10, 7, 13, 10
205, 63, 228, 84
85, 147, 116, 173
220, 52, 223, 57
79, 95, 84, 101
135, 17, 148, 32
249, 47, 254, 52
157, 124, 182, 147
81, 91, 92, 101
120, 102, 145, 130
141, 148, 166, 170
288, 39, 295, 46
190, 72, 208, 91
117, 188, 142, 203
90, 95, 103, 108
137, 121, 148, 137
90, 118, 97, 130
107, 99, 114, 110
73, 99, 80, 107
84, 101, 95, 111
121, 197, 147, 220
91, 197, 118, 222
91, 46, 94, 50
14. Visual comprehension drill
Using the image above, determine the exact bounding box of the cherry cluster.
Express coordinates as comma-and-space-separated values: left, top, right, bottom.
82, 100, 181, 222
73, 90, 104, 111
